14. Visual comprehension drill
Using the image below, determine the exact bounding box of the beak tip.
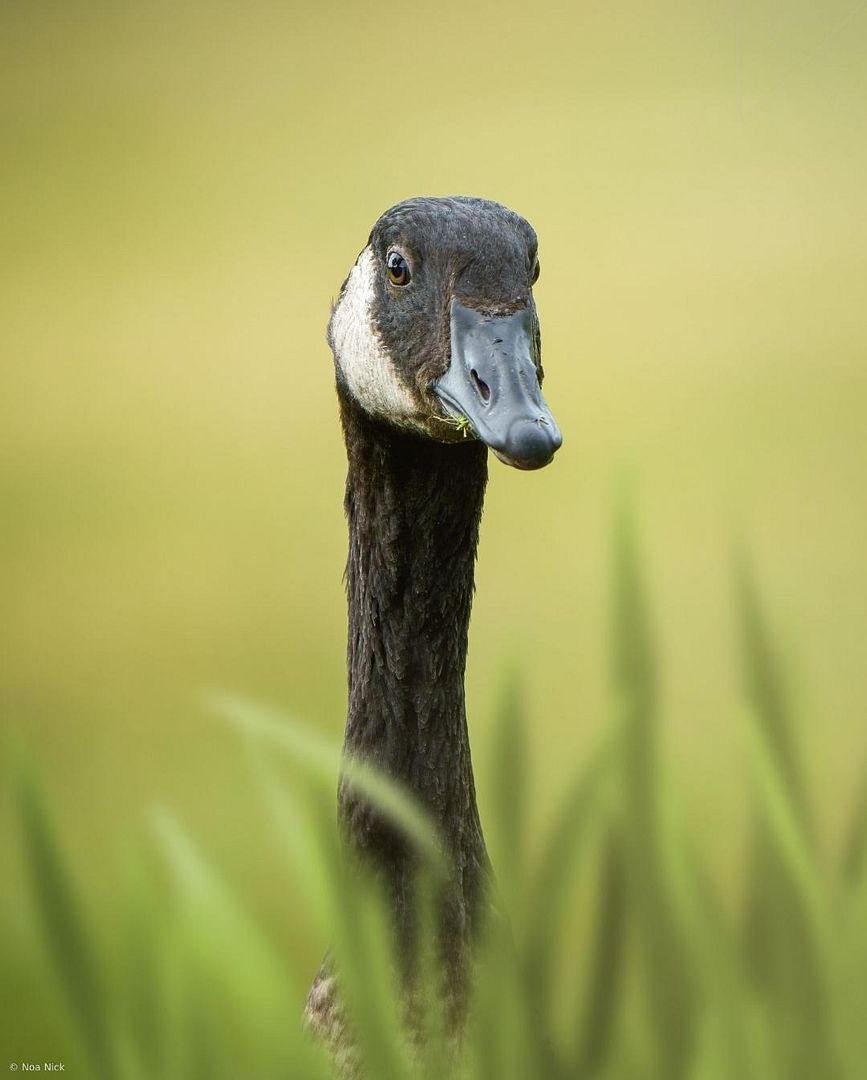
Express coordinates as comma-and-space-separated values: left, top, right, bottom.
492, 416, 562, 470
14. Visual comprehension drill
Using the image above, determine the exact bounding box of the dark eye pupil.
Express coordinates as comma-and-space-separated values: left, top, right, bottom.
386, 251, 410, 285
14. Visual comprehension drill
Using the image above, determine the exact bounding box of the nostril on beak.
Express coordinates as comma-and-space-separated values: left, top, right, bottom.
470, 369, 491, 403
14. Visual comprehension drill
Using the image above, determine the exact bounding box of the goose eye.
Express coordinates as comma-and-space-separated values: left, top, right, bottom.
386, 250, 411, 286
531, 257, 541, 285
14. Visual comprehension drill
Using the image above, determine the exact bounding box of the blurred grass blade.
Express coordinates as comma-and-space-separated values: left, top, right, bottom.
736, 554, 812, 841
488, 667, 527, 912
734, 555, 846, 1078
741, 705, 830, 944
836, 867, 867, 1078
151, 807, 330, 1080
470, 912, 537, 1080
612, 497, 698, 1080
522, 731, 616, 1040
151, 806, 295, 1006
247, 740, 339, 935
411, 868, 452, 1080
841, 757, 867, 889
210, 700, 418, 1078
687, 861, 757, 1080
252, 746, 414, 1078
120, 853, 174, 1080
206, 692, 445, 876
325, 861, 414, 1080
572, 819, 626, 1077
665, 810, 759, 1080
740, 700, 842, 1079
14, 756, 117, 1080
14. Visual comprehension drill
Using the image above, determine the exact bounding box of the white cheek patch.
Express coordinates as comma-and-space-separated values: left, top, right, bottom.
330, 246, 419, 426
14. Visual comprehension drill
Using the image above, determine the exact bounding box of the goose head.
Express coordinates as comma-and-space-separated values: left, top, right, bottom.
329, 196, 562, 470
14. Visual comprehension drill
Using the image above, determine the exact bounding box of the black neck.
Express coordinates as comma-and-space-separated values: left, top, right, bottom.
337, 392, 489, 926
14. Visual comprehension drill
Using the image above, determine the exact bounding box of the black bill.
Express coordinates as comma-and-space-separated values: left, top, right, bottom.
433, 300, 562, 470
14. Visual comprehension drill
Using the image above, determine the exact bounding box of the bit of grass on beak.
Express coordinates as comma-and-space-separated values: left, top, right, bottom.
431, 413, 473, 438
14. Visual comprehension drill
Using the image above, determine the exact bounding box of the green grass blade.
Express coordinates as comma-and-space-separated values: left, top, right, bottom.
210, 697, 451, 1077
663, 811, 759, 1080
736, 555, 812, 842
841, 757, 867, 890
212, 696, 437, 1077
736, 559, 841, 1078
741, 705, 830, 946
405, 867, 453, 1080
836, 868, 867, 1078
572, 820, 626, 1077
151, 807, 329, 1080
740, 703, 842, 1079
488, 668, 527, 916
247, 741, 339, 937
207, 692, 446, 877
468, 911, 538, 1080
521, 732, 616, 1044
14, 757, 117, 1080
324, 860, 415, 1080
119, 853, 174, 1080
612, 499, 698, 1080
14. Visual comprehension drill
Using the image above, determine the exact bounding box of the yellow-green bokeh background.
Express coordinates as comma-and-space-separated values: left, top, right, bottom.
2, 0, 866, 1036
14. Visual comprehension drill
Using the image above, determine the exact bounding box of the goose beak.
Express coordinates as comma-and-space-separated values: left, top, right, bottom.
433, 300, 563, 470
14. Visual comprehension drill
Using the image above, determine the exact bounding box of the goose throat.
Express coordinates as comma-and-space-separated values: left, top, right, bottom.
339, 395, 489, 864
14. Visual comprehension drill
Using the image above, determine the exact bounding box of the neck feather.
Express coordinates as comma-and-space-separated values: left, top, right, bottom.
337, 391, 489, 897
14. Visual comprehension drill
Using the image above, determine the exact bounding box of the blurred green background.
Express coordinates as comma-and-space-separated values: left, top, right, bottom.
2, 0, 866, 1066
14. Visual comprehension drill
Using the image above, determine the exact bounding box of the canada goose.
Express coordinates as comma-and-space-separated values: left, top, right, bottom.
305, 195, 561, 1055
